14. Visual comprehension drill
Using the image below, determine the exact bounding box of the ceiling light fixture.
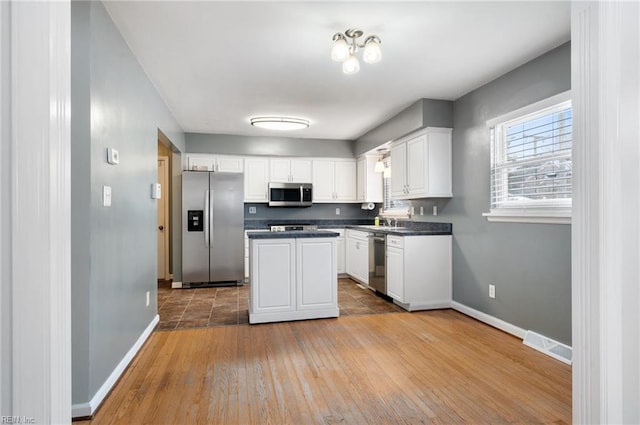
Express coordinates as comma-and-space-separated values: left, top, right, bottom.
331, 28, 381, 75
250, 117, 309, 131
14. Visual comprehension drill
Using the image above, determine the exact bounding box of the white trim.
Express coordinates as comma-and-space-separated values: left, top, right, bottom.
483, 211, 571, 225
451, 301, 526, 339
393, 300, 451, 312
486, 90, 572, 128
171, 280, 183, 289
72, 315, 159, 418
10, 2, 71, 423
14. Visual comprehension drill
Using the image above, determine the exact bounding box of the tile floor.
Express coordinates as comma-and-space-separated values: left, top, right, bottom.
156, 278, 404, 331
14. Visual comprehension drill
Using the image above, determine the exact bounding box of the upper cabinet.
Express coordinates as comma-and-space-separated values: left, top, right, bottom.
312, 159, 357, 202
270, 158, 312, 183
186, 155, 244, 173
244, 157, 270, 202
356, 155, 383, 203
390, 127, 452, 199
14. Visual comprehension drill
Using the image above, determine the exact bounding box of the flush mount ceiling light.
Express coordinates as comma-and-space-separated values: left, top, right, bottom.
250, 117, 309, 131
331, 28, 382, 75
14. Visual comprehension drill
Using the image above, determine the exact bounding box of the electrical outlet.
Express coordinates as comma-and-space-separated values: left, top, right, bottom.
249, 206, 256, 214
335, 207, 340, 215
420, 206, 424, 216
433, 205, 438, 216
489, 284, 496, 299
410, 206, 415, 216
146, 291, 150, 306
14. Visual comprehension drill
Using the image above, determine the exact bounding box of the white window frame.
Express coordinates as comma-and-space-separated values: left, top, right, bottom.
483, 91, 572, 224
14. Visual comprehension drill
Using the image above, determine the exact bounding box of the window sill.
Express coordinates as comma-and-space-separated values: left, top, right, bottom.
482, 210, 571, 225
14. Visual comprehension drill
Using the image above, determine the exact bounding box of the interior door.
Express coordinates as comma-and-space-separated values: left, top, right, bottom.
157, 156, 169, 280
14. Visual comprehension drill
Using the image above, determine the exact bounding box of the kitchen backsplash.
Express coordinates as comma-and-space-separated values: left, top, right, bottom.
244, 203, 380, 221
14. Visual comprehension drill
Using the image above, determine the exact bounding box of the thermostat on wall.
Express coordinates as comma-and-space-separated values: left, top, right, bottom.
107, 148, 119, 165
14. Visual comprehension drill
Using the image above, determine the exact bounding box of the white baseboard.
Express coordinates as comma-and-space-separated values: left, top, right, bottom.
72, 314, 159, 418
451, 301, 526, 339
171, 281, 182, 289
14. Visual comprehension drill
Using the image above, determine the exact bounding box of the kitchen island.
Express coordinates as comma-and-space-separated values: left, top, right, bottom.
247, 230, 339, 324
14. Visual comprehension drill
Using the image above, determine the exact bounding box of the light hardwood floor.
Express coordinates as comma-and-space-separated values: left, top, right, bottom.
76, 309, 571, 424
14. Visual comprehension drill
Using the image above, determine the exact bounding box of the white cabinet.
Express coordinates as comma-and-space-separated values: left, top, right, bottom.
390, 127, 452, 199
250, 239, 296, 316
244, 157, 269, 202
249, 237, 338, 324
326, 228, 346, 274
269, 158, 312, 183
312, 159, 357, 202
356, 155, 383, 203
345, 229, 369, 284
385, 234, 452, 311
186, 154, 244, 173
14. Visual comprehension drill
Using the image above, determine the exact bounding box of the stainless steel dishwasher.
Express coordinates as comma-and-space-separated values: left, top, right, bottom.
368, 232, 387, 294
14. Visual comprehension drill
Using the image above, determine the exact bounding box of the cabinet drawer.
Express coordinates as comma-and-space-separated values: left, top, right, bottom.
346, 229, 369, 240
387, 235, 404, 248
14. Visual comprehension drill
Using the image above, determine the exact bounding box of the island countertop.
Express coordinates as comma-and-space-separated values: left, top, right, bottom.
247, 230, 340, 239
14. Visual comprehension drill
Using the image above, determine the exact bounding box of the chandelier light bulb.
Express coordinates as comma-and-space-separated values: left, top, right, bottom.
331, 37, 349, 62
363, 37, 382, 64
342, 54, 360, 75
330, 28, 381, 73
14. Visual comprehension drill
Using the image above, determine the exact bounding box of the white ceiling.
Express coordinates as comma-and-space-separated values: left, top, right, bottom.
104, 1, 570, 141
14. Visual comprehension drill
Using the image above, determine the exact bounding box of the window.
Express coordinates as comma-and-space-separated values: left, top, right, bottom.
381, 157, 410, 217
484, 91, 572, 224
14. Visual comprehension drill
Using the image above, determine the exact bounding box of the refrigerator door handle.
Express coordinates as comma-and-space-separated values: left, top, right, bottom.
204, 190, 210, 247
209, 188, 214, 245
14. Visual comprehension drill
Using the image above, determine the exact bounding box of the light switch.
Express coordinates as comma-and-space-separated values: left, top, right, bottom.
107, 148, 119, 165
103, 185, 112, 207
151, 183, 161, 199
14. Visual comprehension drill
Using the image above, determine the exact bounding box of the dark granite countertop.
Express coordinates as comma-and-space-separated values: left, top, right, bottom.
247, 230, 340, 239
345, 222, 452, 236
244, 219, 373, 230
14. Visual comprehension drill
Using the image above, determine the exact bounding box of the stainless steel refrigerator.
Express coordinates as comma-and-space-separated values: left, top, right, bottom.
182, 171, 244, 286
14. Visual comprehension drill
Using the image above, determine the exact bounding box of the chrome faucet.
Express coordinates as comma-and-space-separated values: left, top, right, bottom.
392, 218, 398, 228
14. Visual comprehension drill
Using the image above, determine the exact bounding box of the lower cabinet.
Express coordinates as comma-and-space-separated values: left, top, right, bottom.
249, 237, 339, 324
386, 234, 452, 311
345, 229, 369, 284
326, 228, 345, 274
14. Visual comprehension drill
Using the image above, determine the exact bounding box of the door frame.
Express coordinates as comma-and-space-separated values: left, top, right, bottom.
157, 155, 170, 280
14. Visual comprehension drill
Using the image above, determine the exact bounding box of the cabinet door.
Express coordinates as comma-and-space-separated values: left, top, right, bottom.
296, 238, 337, 310
334, 160, 356, 201
390, 143, 407, 198
406, 134, 428, 196
427, 130, 453, 196
356, 157, 366, 202
312, 160, 335, 201
386, 246, 404, 301
250, 239, 296, 314
336, 237, 345, 274
216, 156, 244, 173
327, 229, 345, 274
290, 159, 313, 182
269, 159, 292, 182
244, 157, 269, 202
187, 156, 215, 171
345, 238, 358, 278
355, 238, 369, 284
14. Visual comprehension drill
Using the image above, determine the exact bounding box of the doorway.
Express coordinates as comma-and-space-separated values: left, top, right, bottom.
157, 155, 170, 280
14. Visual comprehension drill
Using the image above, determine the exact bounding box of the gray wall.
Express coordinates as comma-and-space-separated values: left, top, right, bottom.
71, 0, 185, 406
354, 99, 453, 156
186, 133, 354, 158
417, 42, 572, 344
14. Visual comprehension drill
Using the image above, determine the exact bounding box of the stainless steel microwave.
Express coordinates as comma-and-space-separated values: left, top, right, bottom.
268, 182, 313, 207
